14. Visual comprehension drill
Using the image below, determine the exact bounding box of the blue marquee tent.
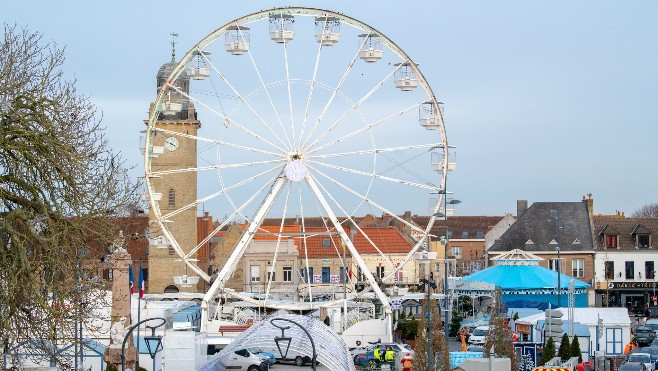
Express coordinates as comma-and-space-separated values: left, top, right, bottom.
455, 249, 590, 309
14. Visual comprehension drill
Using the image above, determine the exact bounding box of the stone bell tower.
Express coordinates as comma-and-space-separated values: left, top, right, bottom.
145, 40, 200, 294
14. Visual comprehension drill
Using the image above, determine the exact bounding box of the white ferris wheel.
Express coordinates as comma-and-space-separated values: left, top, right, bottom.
144, 7, 452, 313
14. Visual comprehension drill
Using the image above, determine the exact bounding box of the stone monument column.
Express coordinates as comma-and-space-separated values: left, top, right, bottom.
104, 232, 138, 370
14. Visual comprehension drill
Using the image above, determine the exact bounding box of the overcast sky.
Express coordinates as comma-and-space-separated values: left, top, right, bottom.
3, 1, 657, 217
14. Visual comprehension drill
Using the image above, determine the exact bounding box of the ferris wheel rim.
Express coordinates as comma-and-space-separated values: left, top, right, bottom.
143, 6, 450, 312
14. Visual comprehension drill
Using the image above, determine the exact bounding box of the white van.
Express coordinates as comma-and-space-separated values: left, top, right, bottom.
468, 325, 490, 345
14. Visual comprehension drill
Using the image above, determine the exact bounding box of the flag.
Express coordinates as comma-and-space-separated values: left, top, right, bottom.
138, 263, 145, 298
129, 264, 134, 295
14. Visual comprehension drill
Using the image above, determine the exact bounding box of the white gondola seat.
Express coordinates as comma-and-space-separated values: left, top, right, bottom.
420, 117, 441, 130
394, 76, 419, 91
225, 41, 250, 55
316, 32, 340, 46
359, 47, 384, 62
270, 30, 294, 43
186, 66, 211, 80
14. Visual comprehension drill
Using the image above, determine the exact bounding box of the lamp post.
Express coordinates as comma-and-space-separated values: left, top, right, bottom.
434, 190, 461, 348
121, 317, 165, 371
414, 248, 437, 371
550, 210, 561, 307
271, 317, 316, 371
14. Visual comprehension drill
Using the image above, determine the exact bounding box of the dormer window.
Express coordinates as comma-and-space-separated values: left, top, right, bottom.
322, 238, 331, 247
631, 224, 651, 249
600, 225, 619, 249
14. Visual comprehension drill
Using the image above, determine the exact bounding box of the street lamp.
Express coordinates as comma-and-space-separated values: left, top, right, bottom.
270, 317, 317, 371
414, 249, 437, 371
549, 239, 560, 307
121, 317, 166, 371
433, 189, 461, 348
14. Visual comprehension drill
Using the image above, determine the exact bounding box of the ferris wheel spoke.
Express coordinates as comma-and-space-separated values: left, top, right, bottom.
307, 160, 440, 191
308, 100, 425, 155
149, 159, 286, 177
303, 61, 407, 153
309, 143, 442, 160
237, 28, 292, 149
169, 85, 287, 154
154, 127, 284, 158
200, 52, 290, 151
264, 182, 292, 304
309, 165, 427, 236
297, 19, 327, 151
280, 14, 297, 150
304, 173, 391, 312
162, 165, 284, 221
300, 33, 371, 150
297, 181, 314, 302
308, 172, 398, 271
192, 174, 287, 268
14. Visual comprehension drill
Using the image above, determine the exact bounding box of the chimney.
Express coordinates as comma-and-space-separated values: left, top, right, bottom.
583, 193, 594, 218
517, 200, 528, 218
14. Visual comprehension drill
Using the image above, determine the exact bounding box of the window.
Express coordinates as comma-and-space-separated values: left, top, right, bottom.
462, 231, 468, 238
606, 327, 623, 355
646, 262, 655, 279
476, 231, 484, 238
625, 262, 634, 279
638, 234, 650, 248
267, 266, 275, 282
103, 268, 113, 281
549, 259, 561, 273
447, 231, 453, 238
452, 246, 462, 258
308, 267, 314, 283
376, 266, 385, 279
168, 188, 176, 208
142, 268, 149, 281
321, 267, 330, 283
283, 266, 292, 282
357, 266, 363, 281
572, 259, 584, 278
605, 234, 618, 248
250, 265, 260, 282
322, 238, 331, 247
299, 268, 306, 283
396, 270, 404, 282
605, 261, 615, 279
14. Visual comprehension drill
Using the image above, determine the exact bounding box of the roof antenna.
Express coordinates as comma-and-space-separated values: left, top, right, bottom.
170, 32, 179, 62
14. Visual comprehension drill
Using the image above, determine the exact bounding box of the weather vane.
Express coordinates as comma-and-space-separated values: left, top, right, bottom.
170, 32, 179, 62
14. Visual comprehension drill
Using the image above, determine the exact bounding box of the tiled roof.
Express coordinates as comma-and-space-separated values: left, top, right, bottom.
352, 227, 413, 254
489, 201, 594, 252
411, 216, 505, 240
592, 215, 658, 250
197, 215, 214, 259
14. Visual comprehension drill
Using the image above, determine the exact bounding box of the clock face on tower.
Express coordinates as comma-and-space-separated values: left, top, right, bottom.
164, 136, 179, 152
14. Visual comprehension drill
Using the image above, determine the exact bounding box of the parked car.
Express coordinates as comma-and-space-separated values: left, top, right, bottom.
629, 353, 655, 371
261, 346, 314, 366
641, 347, 658, 368
216, 348, 268, 371
620, 362, 648, 371
468, 325, 490, 345
246, 347, 276, 366
467, 345, 484, 352
646, 319, 658, 334
636, 327, 657, 346
353, 342, 414, 366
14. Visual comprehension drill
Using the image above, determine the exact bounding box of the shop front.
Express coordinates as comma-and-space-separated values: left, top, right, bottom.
595, 281, 658, 317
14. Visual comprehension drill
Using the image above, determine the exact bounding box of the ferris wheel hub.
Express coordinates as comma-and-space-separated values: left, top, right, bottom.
284, 158, 307, 182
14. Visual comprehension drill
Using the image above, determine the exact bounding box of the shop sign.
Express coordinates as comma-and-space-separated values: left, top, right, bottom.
606, 281, 657, 289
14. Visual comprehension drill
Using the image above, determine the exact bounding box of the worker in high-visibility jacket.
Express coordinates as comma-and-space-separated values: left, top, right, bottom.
384, 347, 395, 363
373, 345, 382, 361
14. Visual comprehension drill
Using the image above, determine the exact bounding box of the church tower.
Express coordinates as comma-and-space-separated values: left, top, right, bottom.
146, 42, 200, 293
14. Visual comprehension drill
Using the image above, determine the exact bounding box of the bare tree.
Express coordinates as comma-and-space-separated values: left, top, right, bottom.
483, 288, 517, 371
632, 203, 658, 217
0, 24, 139, 367
412, 298, 450, 371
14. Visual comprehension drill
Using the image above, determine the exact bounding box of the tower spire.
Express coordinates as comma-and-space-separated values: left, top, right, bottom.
170, 32, 179, 62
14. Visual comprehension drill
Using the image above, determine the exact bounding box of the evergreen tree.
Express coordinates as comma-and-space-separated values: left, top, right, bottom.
558, 333, 571, 361
483, 288, 517, 371
570, 335, 583, 363
538, 337, 556, 365
449, 307, 463, 336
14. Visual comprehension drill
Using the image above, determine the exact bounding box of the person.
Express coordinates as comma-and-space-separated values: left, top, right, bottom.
323, 316, 330, 326
401, 353, 413, 371
513, 332, 519, 342
624, 339, 638, 355
373, 345, 381, 362
384, 346, 395, 363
